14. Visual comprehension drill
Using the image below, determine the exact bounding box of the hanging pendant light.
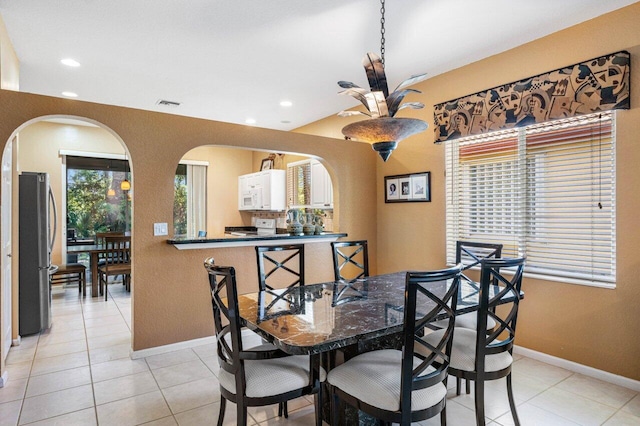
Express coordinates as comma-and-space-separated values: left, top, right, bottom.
120, 179, 131, 191
338, 0, 428, 161
121, 151, 131, 191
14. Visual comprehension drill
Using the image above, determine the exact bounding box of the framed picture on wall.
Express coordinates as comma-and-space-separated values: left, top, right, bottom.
399, 178, 411, 200
386, 178, 399, 201
261, 158, 274, 170
411, 174, 429, 200
384, 172, 431, 203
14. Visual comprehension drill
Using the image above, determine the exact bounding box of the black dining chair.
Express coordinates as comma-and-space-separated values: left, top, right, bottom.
204, 258, 323, 426
255, 243, 306, 418
452, 241, 504, 394
327, 264, 462, 425
331, 240, 370, 307
433, 241, 502, 332
425, 257, 525, 426
331, 240, 369, 282
255, 244, 305, 291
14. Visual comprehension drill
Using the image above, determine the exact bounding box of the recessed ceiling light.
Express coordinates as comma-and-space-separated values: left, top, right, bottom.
61, 58, 80, 67
245, 118, 256, 125
280, 101, 293, 107
62, 91, 78, 98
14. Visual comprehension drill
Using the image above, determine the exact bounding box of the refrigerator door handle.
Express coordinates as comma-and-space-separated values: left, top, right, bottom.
48, 187, 57, 267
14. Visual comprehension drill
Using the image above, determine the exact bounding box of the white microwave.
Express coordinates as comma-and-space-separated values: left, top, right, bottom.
240, 188, 262, 210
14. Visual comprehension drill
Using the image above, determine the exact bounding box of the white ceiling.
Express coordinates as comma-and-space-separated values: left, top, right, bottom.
1, 0, 637, 132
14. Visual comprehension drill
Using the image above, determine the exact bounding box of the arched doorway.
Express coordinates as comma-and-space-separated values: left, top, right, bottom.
0, 115, 134, 385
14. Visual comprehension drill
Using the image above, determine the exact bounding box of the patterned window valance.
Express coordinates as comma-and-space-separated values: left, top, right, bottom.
433, 51, 630, 143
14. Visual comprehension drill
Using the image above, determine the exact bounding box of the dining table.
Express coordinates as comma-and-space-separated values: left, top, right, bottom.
236, 271, 521, 355
234, 270, 523, 423
66, 243, 105, 297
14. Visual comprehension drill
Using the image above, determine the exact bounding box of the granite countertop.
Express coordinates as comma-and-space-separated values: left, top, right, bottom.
167, 231, 347, 249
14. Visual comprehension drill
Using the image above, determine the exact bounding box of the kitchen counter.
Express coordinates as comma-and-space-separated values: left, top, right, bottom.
167, 232, 348, 249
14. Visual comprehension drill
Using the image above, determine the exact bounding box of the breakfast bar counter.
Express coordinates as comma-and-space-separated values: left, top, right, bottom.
167, 232, 347, 249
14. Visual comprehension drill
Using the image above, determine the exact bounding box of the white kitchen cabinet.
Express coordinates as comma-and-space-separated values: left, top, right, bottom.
238, 170, 286, 211
310, 160, 333, 208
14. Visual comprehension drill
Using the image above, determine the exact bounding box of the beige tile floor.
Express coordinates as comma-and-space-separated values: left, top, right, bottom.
1, 284, 639, 425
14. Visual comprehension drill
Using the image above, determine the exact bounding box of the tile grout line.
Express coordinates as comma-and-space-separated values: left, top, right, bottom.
81, 289, 101, 426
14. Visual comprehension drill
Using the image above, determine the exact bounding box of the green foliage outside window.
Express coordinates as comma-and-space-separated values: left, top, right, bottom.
67, 169, 130, 238
174, 173, 187, 235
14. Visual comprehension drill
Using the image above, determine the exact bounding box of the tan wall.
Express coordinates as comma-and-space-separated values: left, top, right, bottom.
296, 4, 640, 379
0, 91, 378, 354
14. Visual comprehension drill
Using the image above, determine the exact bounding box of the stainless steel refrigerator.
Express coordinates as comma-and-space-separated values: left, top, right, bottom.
19, 172, 57, 335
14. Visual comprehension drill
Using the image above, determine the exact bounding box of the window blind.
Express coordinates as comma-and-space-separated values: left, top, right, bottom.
286, 161, 311, 207
446, 112, 615, 286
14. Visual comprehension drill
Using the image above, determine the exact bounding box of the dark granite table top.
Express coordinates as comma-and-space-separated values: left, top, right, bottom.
237, 271, 522, 355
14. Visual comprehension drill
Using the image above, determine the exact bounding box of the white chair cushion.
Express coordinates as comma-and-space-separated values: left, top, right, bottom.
431, 312, 496, 330
424, 328, 512, 373
218, 354, 325, 398
455, 312, 497, 330
326, 349, 447, 412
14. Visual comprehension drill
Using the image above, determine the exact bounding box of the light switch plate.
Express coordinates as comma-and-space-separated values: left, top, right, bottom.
154, 222, 168, 236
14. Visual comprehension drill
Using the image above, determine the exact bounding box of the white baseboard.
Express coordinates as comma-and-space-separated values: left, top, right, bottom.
0, 370, 7, 388
130, 336, 216, 360
514, 345, 640, 392
12, 336, 20, 346
129, 329, 258, 360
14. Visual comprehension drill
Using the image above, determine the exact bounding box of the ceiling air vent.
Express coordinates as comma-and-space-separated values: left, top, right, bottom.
156, 99, 181, 107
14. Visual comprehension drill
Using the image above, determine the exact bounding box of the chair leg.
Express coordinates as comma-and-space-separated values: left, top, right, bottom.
456, 376, 461, 396
331, 391, 340, 426
283, 401, 288, 418
440, 405, 447, 426
236, 400, 248, 426
314, 384, 323, 426
466, 378, 471, 394
506, 373, 520, 426
278, 402, 283, 417
474, 379, 486, 426
104, 275, 109, 301
217, 396, 226, 426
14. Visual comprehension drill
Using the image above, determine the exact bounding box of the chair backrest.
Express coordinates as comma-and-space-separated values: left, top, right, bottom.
399, 264, 462, 420
96, 231, 125, 259
255, 244, 304, 291
103, 235, 130, 268
96, 231, 125, 246
475, 257, 526, 370
456, 241, 503, 275
331, 240, 369, 282
203, 258, 247, 390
